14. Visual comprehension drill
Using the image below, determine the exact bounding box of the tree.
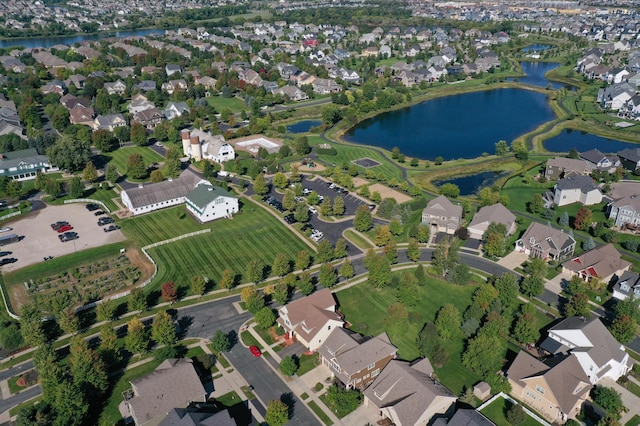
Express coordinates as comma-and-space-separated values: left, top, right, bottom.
58, 307, 80, 335
324, 385, 362, 417
495, 140, 509, 156
190, 275, 206, 296
82, 161, 98, 182
316, 240, 334, 263
435, 304, 462, 340
527, 193, 544, 214
211, 330, 231, 353
46, 136, 91, 172
353, 205, 373, 232
591, 386, 624, 418
610, 315, 636, 343
520, 274, 544, 297
150, 170, 163, 183
321, 104, 342, 125
161, 281, 178, 303
462, 333, 505, 377
273, 283, 289, 305
130, 122, 147, 146
482, 222, 508, 258
432, 237, 461, 278
272, 171, 288, 189
53, 380, 89, 426
513, 304, 540, 344
447, 262, 472, 285
255, 307, 276, 329
292, 135, 310, 155
253, 173, 269, 196
297, 272, 314, 295
280, 355, 299, 376
333, 196, 345, 216
128, 287, 147, 312
33, 344, 63, 401
69, 336, 108, 396
241, 286, 264, 314
99, 324, 120, 364
338, 258, 355, 279
68, 176, 84, 198
0, 322, 23, 352
614, 297, 640, 323
416, 322, 449, 367
565, 291, 590, 317
439, 183, 460, 198
125, 317, 149, 355
506, 404, 526, 425
114, 125, 130, 145
92, 129, 116, 152
218, 268, 235, 291
105, 163, 119, 183
583, 237, 596, 251
574, 207, 593, 231
164, 148, 182, 179
320, 197, 333, 216
559, 211, 569, 227
152, 311, 177, 346
416, 224, 430, 243
265, 399, 289, 426
374, 225, 392, 247
246, 259, 264, 283
126, 153, 147, 179
525, 258, 548, 278
295, 250, 311, 271
272, 253, 291, 277
318, 264, 337, 288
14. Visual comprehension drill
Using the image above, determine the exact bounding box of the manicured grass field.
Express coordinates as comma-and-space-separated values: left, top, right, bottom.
480, 397, 541, 426
119, 205, 203, 247
103, 146, 165, 176
207, 95, 247, 113
343, 229, 372, 250
297, 353, 319, 376
82, 187, 120, 212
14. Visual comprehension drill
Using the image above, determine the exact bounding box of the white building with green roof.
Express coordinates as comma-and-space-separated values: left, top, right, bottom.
185, 182, 238, 223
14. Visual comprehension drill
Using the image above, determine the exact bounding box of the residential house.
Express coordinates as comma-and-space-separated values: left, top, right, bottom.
612, 270, 640, 301
552, 175, 602, 207
123, 358, 206, 426
467, 203, 516, 240
618, 147, 640, 172
545, 157, 595, 180
607, 182, 640, 227
194, 76, 217, 91
0, 148, 57, 181
181, 129, 235, 163
133, 108, 164, 129
312, 78, 342, 94
185, 181, 239, 223
128, 94, 156, 115
66, 74, 86, 89
60, 95, 90, 110
580, 149, 619, 172
515, 222, 576, 261
93, 114, 127, 132
121, 172, 207, 216
421, 195, 462, 235
41, 80, 66, 95
134, 80, 157, 92
103, 80, 127, 96
432, 409, 495, 426
158, 408, 235, 426
597, 82, 635, 110
364, 358, 457, 426
318, 328, 397, 390
161, 79, 188, 95
277, 288, 345, 351
562, 244, 631, 283
272, 85, 309, 101
68, 104, 95, 126
165, 64, 182, 76
164, 101, 190, 120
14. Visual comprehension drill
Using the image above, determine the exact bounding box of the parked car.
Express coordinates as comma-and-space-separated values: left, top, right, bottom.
98, 217, 114, 226
59, 232, 78, 242
308, 206, 317, 214
249, 345, 262, 357
0, 227, 12, 233
51, 221, 69, 230
57, 225, 73, 233
85, 203, 99, 211
0, 257, 17, 265
103, 225, 121, 232
303, 188, 311, 195
283, 214, 296, 224
0, 251, 12, 257
301, 224, 314, 233
94, 210, 105, 216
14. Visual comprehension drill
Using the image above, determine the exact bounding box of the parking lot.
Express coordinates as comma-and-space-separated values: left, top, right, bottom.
0, 204, 126, 272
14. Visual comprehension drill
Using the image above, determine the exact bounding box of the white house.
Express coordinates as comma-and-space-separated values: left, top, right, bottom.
185, 182, 238, 223
0, 148, 58, 181
121, 173, 205, 215
613, 270, 640, 301
553, 175, 602, 207
181, 129, 235, 163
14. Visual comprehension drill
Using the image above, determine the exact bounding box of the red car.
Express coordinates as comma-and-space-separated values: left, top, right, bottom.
249, 345, 262, 357
57, 225, 73, 233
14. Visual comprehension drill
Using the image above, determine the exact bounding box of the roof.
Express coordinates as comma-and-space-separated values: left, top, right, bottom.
123, 173, 203, 209
468, 203, 515, 232
580, 149, 608, 164
619, 147, 640, 163
554, 175, 598, 192
446, 409, 495, 426
186, 183, 237, 210
608, 182, 640, 212
277, 289, 343, 344
562, 244, 630, 280
613, 270, 640, 297
129, 359, 206, 425
189, 128, 230, 157
423, 195, 463, 219
364, 359, 456, 426
517, 222, 576, 254
0, 148, 50, 170
158, 408, 235, 426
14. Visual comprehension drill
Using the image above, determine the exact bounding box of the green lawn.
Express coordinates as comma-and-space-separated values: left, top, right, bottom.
297, 353, 319, 376
480, 397, 542, 426
308, 400, 334, 426
82, 187, 120, 212
240, 330, 262, 349
103, 146, 165, 176
141, 202, 310, 293
215, 390, 242, 408
343, 229, 373, 250
119, 205, 204, 247
207, 95, 247, 113
626, 414, 640, 426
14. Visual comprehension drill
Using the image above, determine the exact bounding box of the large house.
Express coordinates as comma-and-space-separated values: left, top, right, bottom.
123, 358, 207, 425
93, 113, 127, 132
185, 182, 239, 223
618, 147, 640, 172
421, 195, 462, 235
0, 148, 57, 180
545, 157, 595, 181
318, 328, 397, 390
580, 149, 619, 172
363, 358, 457, 426
552, 175, 602, 207
562, 244, 631, 283
515, 222, 576, 261
121, 172, 206, 216
467, 203, 516, 240
606, 182, 640, 227
181, 129, 235, 163
277, 289, 344, 351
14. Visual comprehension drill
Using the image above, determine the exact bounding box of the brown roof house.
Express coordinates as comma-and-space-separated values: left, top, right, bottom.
422, 195, 462, 235
123, 358, 207, 425
363, 358, 457, 426
562, 244, 631, 283
133, 107, 165, 130
515, 222, 576, 261
277, 288, 344, 351
467, 203, 516, 240
545, 157, 595, 181
318, 328, 397, 390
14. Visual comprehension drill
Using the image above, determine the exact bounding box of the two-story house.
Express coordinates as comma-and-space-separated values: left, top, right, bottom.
607, 182, 640, 227
467, 203, 516, 240
103, 80, 126, 96
0, 148, 58, 181
318, 328, 397, 390
421, 195, 462, 235
579, 149, 619, 172
515, 222, 576, 261
552, 175, 602, 207
277, 289, 344, 351
562, 243, 631, 283
618, 147, 640, 172
613, 270, 640, 301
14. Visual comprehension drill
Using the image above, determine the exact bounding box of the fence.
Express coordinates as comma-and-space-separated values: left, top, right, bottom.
64, 198, 111, 213
477, 392, 551, 426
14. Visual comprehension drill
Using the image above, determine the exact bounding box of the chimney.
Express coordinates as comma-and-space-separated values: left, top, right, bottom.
190, 136, 199, 145
181, 129, 190, 139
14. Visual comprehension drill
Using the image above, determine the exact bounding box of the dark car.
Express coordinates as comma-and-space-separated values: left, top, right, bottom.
0, 251, 12, 257
59, 232, 78, 242
85, 203, 99, 211
98, 217, 114, 226
51, 221, 69, 230
94, 210, 105, 216
301, 223, 314, 232
0, 257, 17, 265
283, 214, 296, 224
103, 225, 121, 232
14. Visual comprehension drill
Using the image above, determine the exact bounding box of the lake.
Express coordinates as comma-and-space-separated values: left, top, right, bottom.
514, 62, 564, 90
434, 171, 505, 196
543, 129, 639, 153
287, 120, 321, 133
522, 44, 552, 52
0, 28, 165, 49
343, 88, 555, 160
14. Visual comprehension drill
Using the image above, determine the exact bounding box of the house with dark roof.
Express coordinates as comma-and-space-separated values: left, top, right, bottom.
123, 358, 207, 425
158, 408, 235, 426
93, 114, 127, 132
277, 289, 344, 351
318, 328, 397, 390
0, 148, 57, 181
612, 270, 640, 301
184, 182, 238, 223
422, 195, 462, 235
133, 108, 164, 129
618, 147, 640, 172
515, 222, 576, 261
363, 358, 457, 426
562, 244, 631, 283
606, 181, 640, 227
121, 172, 206, 216
552, 175, 602, 207
579, 149, 619, 172
467, 203, 516, 240
432, 408, 495, 426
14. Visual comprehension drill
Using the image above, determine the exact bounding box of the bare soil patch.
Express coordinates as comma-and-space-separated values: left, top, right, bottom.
368, 183, 413, 204
293, 161, 326, 172
351, 177, 369, 188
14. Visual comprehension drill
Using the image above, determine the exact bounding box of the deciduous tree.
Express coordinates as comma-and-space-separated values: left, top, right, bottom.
211, 330, 231, 353
161, 281, 177, 303
218, 268, 235, 291
265, 399, 289, 426
128, 287, 147, 312
435, 304, 462, 340
125, 317, 149, 355
152, 311, 177, 346
318, 264, 337, 288
255, 307, 276, 329
246, 259, 264, 283
190, 275, 206, 296
82, 161, 98, 182
253, 173, 269, 196
353, 205, 373, 232
126, 153, 147, 179
339, 259, 355, 279
462, 333, 505, 377
574, 207, 593, 231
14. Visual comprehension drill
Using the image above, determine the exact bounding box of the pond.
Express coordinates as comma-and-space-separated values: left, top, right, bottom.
521, 44, 552, 52
513, 62, 564, 90
543, 129, 639, 153
287, 120, 322, 133
434, 171, 506, 196
343, 88, 555, 161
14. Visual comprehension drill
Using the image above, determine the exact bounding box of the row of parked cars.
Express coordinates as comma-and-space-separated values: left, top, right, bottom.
87, 203, 120, 232
51, 221, 78, 243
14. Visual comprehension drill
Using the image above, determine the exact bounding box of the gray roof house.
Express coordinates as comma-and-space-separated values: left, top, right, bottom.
618, 148, 640, 172
606, 182, 640, 227
515, 222, 576, 261
364, 358, 457, 426
124, 358, 207, 425
432, 409, 495, 426
164, 101, 190, 120
579, 149, 619, 172
422, 195, 462, 235
121, 172, 206, 216
467, 203, 516, 240
158, 408, 235, 426
545, 157, 595, 180
93, 113, 127, 132
0, 148, 58, 181
613, 270, 640, 301
552, 175, 602, 207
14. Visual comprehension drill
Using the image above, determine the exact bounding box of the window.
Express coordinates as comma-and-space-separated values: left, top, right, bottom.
371, 368, 380, 377
526, 391, 537, 400
368, 363, 375, 370
535, 385, 545, 395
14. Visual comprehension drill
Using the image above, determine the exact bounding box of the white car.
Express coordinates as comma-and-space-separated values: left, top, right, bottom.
0, 227, 12, 233
308, 206, 317, 214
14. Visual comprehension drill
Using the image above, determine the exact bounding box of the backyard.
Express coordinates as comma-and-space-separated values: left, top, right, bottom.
480, 396, 543, 426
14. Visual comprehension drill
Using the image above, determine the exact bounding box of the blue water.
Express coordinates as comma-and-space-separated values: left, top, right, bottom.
522, 44, 552, 52
343, 88, 555, 160
514, 62, 564, 89
0, 28, 165, 49
543, 129, 639, 153
435, 171, 505, 196
287, 120, 322, 133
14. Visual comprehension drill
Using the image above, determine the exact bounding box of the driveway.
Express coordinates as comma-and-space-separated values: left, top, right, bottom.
497, 251, 528, 270
1, 204, 126, 272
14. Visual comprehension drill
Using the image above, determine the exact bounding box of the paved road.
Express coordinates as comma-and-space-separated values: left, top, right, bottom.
0, 385, 41, 415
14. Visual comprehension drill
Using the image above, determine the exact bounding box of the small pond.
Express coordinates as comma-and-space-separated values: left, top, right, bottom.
543, 129, 639, 153
434, 171, 506, 196
509, 62, 563, 89
522, 44, 552, 52
287, 120, 322, 133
